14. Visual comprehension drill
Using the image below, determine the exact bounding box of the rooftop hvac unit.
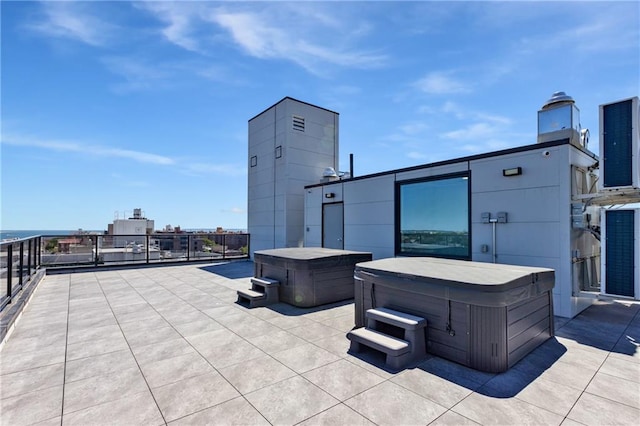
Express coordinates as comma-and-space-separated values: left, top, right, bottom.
599, 96, 640, 192
600, 207, 639, 299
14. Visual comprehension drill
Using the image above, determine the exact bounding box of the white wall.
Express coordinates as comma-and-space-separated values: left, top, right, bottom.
248, 98, 338, 256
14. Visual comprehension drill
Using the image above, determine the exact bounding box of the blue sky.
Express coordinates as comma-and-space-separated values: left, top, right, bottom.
1, 1, 638, 231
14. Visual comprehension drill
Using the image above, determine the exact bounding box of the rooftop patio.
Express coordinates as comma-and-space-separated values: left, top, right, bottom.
1, 261, 638, 425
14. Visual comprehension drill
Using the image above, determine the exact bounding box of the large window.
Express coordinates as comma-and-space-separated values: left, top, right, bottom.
397, 173, 470, 259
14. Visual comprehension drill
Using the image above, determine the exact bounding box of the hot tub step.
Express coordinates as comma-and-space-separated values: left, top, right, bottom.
237, 277, 280, 308
347, 328, 411, 370
251, 277, 280, 289
366, 307, 427, 330
237, 288, 268, 308
350, 307, 427, 370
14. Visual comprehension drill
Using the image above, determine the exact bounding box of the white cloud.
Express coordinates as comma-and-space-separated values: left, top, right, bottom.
415, 72, 470, 95
2, 134, 174, 165
101, 56, 175, 93
209, 10, 386, 74
135, 2, 204, 52
28, 2, 114, 46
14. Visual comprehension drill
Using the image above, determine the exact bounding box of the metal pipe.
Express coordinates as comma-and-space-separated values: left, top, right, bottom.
349, 153, 354, 178
491, 220, 497, 263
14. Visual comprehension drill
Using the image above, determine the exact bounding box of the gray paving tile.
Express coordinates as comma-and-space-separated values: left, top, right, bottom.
288, 322, 344, 342
272, 342, 341, 374
303, 359, 386, 401
152, 371, 240, 422
598, 356, 640, 382
391, 366, 473, 408
245, 376, 339, 426
199, 338, 265, 369
139, 351, 215, 388
537, 359, 598, 390
585, 372, 640, 409
185, 328, 243, 352
200, 304, 244, 319
1, 331, 67, 354
0, 385, 62, 426
118, 315, 171, 333
123, 324, 183, 348
66, 334, 129, 361
452, 392, 564, 425
345, 381, 446, 426
61, 390, 163, 426
430, 411, 481, 425
265, 314, 315, 330
168, 396, 269, 425
66, 324, 122, 345
223, 315, 282, 339
172, 318, 224, 337
311, 333, 352, 358
0, 345, 66, 375
63, 366, 148, 413
65, 349, 138, 383
162, 309, 214, 326
515, 375, 584, 416
247, 329, 308, 354
0, 363, 64, 399
298, 403, 375, 426
31, 415, 62, 426
218, 354, 296, 394
567, 391, 640, 425
131, 337, 196, 365
319, 313, 357, 333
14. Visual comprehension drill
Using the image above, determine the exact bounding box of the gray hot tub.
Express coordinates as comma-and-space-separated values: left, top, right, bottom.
254, 247, 372, 308
354, 257, 555, 372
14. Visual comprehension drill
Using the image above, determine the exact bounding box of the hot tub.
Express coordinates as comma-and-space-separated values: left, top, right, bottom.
354, 257, 555, 372
254, 247, 372, 308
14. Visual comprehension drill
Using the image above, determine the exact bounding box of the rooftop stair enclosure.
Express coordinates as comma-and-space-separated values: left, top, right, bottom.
347, 307, 427, 370
237, 277, 280, 308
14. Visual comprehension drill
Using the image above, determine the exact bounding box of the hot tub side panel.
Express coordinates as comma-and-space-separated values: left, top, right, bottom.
255, 252, 371, 307
505, 291, 554, 369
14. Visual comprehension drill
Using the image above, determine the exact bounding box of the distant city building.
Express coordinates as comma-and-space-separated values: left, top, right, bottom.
107, 208, 154, 247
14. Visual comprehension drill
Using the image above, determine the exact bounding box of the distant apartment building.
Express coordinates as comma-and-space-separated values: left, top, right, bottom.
107, 208, 154, 247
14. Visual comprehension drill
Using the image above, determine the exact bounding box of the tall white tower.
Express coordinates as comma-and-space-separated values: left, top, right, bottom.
247, 97, 339, 257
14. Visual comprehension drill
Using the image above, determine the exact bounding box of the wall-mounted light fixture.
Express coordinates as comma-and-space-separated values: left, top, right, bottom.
325, 193, 335, 199
502, 167, 522, 177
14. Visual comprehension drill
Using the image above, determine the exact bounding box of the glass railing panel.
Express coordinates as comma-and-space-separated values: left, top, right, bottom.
41, 235, 95, 266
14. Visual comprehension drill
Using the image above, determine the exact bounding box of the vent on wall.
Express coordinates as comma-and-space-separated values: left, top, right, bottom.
599, 96, 639, 191
293, 115, 305, 132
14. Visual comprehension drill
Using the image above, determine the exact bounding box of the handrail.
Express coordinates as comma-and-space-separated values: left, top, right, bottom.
0, 232, 250, 312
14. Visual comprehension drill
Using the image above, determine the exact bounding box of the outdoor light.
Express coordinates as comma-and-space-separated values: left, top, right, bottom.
325, 193, 335, 198
502, 167, 522, 177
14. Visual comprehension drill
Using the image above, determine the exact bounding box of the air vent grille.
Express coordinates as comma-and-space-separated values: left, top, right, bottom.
293, 115, 305, 132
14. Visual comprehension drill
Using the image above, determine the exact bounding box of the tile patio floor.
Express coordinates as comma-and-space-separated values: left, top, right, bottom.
1, 261, 638, 425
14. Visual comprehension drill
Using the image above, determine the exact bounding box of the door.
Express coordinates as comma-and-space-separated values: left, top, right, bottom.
323, 203, 344, 249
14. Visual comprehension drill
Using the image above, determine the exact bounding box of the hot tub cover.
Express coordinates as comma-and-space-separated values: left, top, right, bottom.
355, 257, 554, 307
254, 247, 372, 269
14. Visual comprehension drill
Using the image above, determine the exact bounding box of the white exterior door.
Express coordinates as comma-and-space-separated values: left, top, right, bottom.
323, 203, 343, 249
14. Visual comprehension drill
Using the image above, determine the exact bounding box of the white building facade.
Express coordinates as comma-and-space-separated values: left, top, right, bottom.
247, 97, 339, 256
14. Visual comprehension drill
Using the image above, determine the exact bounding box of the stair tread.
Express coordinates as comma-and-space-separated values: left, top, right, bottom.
367, 307, 427, 328
251, 277, 280, 286
348, 328, 410, 355
237, 288, 266, 299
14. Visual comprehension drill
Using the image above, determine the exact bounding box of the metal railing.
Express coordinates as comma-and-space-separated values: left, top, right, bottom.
1, 236, 41, 311
1, 233, 250, 312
